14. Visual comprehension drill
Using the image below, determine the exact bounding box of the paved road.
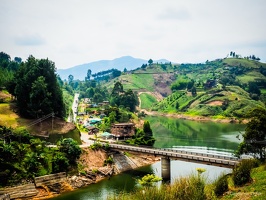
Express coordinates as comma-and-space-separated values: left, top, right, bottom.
72, 93, 79, 122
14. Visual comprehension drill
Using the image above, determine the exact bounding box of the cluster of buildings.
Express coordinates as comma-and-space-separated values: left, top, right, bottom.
76, 98, 136, 140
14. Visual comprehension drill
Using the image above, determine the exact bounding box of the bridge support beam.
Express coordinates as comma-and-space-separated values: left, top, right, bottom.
161, 157, 170, 181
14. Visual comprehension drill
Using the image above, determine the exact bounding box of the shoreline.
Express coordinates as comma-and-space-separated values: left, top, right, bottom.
142, 110, 249, 124
42, 149, 159, 199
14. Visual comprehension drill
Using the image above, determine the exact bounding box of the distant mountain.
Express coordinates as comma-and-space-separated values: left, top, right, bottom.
57, 56, 170, 80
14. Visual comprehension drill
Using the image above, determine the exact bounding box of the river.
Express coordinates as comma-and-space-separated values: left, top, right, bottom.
51, 116, 246, 200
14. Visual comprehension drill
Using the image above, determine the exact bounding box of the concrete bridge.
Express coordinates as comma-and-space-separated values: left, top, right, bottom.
108, 143, 240, 180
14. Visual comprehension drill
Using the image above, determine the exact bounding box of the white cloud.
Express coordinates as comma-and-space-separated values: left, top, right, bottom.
0, 0, 266, 68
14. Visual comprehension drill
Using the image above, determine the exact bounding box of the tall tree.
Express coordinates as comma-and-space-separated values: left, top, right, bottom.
29, 76, 52, 117
235, 108, 266, 160
148, 59, 153, 66
14, 56, 64, 118
86, 69, 92, 81
68, 74, 74, 84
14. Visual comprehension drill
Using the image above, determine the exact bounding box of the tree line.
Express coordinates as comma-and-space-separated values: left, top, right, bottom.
0, 52, 65, 118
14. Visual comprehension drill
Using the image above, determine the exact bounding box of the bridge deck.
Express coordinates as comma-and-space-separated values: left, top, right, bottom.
109, 144, 239, 168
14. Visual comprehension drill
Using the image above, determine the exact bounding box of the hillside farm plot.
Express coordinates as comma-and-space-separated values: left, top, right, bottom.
238, 71, 266, 84
139, 93, 158, 109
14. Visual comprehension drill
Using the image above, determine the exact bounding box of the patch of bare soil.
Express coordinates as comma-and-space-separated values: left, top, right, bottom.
79, 148, 108, 171
153, 73, 175, 97
0, 91, 11, 100
29, 117, 76, 137
207, 100, 223, 106
125, 151, 160, 168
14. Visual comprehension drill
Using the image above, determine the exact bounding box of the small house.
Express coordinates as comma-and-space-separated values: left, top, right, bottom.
111, 123, 135, 139
88, 126, 99, 135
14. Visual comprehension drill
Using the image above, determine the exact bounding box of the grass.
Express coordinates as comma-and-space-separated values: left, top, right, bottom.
109, 172, 207, 200
238, 71, 266, 84
223, 58, 265, 69
221, 164, 266, 200
0, 103, 21, 127
104, 73, 155, 92
109, 162, 266, 200
139, 93, 158, 109
260, 89, 266, 94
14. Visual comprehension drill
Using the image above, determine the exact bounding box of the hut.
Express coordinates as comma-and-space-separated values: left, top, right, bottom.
88, 126, 99, 135
111, 123, 135, 139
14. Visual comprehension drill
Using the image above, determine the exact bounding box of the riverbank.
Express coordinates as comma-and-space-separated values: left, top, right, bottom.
142, 110, 249, 124
30, 147, 159, 200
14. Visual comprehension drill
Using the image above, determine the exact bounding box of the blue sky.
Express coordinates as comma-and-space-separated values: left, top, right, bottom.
1, 0, 266, 69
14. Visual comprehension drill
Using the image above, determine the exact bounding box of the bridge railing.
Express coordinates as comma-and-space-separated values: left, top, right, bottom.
108, 143, 239, 162
160, 148, 239, 161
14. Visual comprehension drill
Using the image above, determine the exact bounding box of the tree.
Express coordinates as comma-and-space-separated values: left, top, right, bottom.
0, 52, 11, 65
143, 120, 155, 146
112, 81, 124, 96
14, 57, 22, 63
68, 74, 74, 84
248, 82, 261, 96
235, 108, 266, 160
13, 56, 65, 118
29, 76, 52, 117
175, 102, 179, 110
86, 69, 92, 81
58, 138, 82, 165
191, 86, 197, 96
148, 59, 153, 66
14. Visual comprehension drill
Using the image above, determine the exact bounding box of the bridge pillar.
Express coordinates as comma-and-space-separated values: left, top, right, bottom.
161, 157, 170, 181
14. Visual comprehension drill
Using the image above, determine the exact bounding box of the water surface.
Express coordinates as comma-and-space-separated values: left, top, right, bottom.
51, 116, 246, 200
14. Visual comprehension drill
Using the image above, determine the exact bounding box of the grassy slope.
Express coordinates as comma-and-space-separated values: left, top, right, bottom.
221, 164, 266, 200
139, 93, 158, 109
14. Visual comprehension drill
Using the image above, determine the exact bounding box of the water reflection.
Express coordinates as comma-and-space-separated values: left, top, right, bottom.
145, 116, 245, 151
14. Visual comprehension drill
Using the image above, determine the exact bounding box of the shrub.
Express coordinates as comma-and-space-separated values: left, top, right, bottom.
213, 174, 228, 196
90, 142, 102, 150
232, 159, 258, 186
104, 156, 114, 166
170, 174, 206, 200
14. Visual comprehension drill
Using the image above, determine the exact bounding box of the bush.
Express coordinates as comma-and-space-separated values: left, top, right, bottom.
213, 174, 228, 196
90, 142, 103, 150
232, 159, 258, 186
104, 156, 113, 166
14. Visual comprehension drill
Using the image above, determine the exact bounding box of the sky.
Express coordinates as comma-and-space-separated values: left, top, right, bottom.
1, 0, 266, 69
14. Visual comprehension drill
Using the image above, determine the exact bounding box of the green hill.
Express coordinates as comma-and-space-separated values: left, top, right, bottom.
103, 58, 266, 119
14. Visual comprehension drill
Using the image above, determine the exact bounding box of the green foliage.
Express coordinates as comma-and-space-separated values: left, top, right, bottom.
139, 93, 158, 109
90, 142, 103, 150
138, 174, 162, 187
112, 171, 206, 200
235, 108, 266, 160
104, 156, 114, 166
171, 76, 190, 91
110, 82, 138, 112
127, 121, 155, 146
148, 59, 153, 65
0, 125, 82, 186
57, 138, 82, 165
12, 56, 64, 118
213, 174, 228, 196
232, 159, 259, 186
52, 151, 69, 173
